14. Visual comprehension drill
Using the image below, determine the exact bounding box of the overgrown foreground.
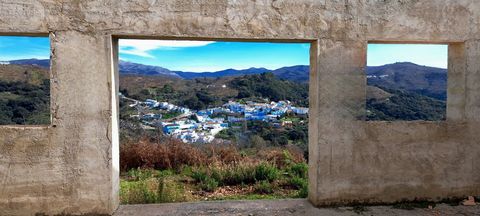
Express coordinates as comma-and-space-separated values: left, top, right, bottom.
120, 137, 308, 204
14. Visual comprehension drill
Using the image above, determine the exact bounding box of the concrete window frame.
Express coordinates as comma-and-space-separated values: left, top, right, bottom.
0, 32, 53, 128
109, 36, 319, 204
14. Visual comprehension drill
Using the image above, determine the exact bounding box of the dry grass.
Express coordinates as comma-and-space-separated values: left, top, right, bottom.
120, 137, 208, 171
120, 136, 306, 172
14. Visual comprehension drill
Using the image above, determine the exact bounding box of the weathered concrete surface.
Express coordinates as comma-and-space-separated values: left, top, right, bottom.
114, 199, 480, 216
0, 0, 479, 215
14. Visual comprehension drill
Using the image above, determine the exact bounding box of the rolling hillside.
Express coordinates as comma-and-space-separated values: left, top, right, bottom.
0, 64, 50, 125
367, 62, 447, 100
2, 59, 448, 121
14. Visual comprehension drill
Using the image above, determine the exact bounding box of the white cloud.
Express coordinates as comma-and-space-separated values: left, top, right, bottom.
119, 39, 215, 58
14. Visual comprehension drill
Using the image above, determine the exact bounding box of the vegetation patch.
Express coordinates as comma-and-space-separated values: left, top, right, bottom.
119, 137, 308, 204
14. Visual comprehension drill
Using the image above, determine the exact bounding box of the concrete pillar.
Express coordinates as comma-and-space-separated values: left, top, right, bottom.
49, 31, 117, 214
309, 39, 366, 205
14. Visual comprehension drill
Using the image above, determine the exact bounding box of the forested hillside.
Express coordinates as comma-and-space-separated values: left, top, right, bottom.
120, 72, 309, 111
0, 64, 50, 124
366, 85, 446, 121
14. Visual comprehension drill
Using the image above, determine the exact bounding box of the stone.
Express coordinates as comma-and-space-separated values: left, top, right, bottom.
463, 196, 477, 206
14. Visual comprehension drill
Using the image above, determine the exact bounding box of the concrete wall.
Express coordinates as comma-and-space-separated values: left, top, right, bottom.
0, 0, 479, 215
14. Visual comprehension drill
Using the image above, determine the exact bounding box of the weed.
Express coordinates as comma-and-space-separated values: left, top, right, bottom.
191, 169, 209, 183
120, 179, 158, 204
157, 176, 188, 203
254, 181, 274, 194
297, 183, 308, 198
126, 168, 154, 181
199, 177, 219, 192
288, 176, 307, 190
220, 164, 257, 185
289, 162, 308, 179
254, 163, 279, 182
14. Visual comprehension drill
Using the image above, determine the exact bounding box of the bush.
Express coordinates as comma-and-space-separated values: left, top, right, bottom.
191, 169, 209, 183
298, 184, 308, 198
289, 162, 308, 179
191, 168, 219, 192
254, 181, 274, 194
199, 178, 219, 192
258, 147, 305, 168
120, 137, 207, 171
220, 164, 257, 185
120, 137, 243, 172
127, 168, 154, 181
287, 176, 308, 198
254, 163, 279, 182
120, 179, 159, 204
157, 176, 188, 203
190, 163, 279, 186
288, 176, 307, 190
120, 175, 189, 204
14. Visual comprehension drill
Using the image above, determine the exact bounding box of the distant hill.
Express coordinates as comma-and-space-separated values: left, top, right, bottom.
175, 67, 271, 79
176, 65, 310, 82
119, 61, 182, 79
0, 60, 447, 122
3, 59, 50, 68
4, 59, 448, 101
367, 62, 447, 101
272, 65, 309, 83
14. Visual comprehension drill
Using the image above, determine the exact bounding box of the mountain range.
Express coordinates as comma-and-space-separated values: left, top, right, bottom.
1, 59, 309, 82
2, 59, 447, 101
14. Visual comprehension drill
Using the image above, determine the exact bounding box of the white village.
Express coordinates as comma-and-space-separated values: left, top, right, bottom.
121, 93, 308, 144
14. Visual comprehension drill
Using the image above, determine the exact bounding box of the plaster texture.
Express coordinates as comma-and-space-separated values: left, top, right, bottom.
0, 0, 479, 215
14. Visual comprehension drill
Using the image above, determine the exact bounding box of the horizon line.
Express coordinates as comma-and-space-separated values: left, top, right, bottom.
3, 58, 448, 72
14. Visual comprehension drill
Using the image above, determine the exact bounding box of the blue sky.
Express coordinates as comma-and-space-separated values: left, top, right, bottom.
0, 36, 50, 61
367, 44, 448, 69
0, 37, 449, 71
118, 39, 311, 72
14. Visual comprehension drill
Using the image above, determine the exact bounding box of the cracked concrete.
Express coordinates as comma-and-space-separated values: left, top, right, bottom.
0, 0, 479, 215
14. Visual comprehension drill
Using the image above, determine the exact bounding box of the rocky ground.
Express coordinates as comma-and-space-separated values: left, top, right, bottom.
114, 199, 480, 216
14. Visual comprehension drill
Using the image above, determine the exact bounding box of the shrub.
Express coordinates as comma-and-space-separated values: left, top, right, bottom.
157, 176, 188, 203
126, 168, 154, 181
191, 169, 209, 183
289, 162, 308, 179
120, 137, 244, 172
298, 183, 308, 198
203, 144, 241, 164
120, 137, 207, 171
254, 181, 274, 194
191, 168, 219, 192
288, 176, 307, 190
254, 163, 279, 182
287, 176, 308, 198
199, 178, 219, 192
258, 147, 305, 168
120, 179, 158, 204
220, 163, 257, 185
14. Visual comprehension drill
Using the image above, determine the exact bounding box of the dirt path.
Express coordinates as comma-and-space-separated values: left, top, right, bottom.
115, 199, 480, 216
